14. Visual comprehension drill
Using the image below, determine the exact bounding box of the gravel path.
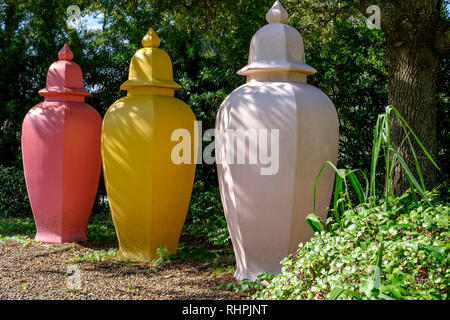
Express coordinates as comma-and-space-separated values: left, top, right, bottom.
0, 240, 245, 300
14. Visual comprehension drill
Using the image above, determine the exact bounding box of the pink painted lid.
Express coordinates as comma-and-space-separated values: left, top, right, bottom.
38, 44, 90, 98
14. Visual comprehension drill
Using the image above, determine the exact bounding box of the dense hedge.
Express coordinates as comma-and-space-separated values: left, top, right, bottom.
183, 180, 230, 247
0, 166, 31, 218
254, 189, 449, 300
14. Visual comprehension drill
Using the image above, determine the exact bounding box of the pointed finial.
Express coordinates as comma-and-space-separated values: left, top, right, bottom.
58, 44, 74, 61
142, 28, 161, 48
266, 0, 289, 24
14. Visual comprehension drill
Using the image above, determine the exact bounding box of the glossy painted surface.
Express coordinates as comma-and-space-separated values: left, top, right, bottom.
102, 29, 197, 262
216, 1, 339, 281
22, 45, 102, 243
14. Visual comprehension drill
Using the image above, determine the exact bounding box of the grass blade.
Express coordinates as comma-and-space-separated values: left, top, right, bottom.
390, 106, 440, 170
348, 171, 366, 203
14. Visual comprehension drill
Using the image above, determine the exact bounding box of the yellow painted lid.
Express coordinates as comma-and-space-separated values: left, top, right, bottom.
120, 28, 182, 91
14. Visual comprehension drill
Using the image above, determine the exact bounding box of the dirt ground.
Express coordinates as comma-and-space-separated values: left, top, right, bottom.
0, 240, 246, 300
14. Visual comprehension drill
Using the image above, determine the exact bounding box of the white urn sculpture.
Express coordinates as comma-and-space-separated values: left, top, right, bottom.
216, 0, 339, 281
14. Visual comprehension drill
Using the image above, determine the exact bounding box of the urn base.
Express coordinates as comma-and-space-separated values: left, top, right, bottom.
35, 232, 87, 244
116, 246, 177, 263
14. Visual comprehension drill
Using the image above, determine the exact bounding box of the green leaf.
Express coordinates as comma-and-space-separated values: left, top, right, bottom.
305, 214, 325, 233
348, 171, 367, 203
390, 106, 440, 170
329, 287, 347, 300
419, 246, 446, 264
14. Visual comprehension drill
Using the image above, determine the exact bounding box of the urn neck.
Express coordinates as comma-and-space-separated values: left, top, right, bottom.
127, 87, 175, 97
43, 93, 85, 103
246, 70, 307, 84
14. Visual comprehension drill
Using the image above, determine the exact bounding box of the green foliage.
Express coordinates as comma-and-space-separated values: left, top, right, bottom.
86, 210, 117, 244
254, 190, 450, 300
305, 213, 328, 233
169, 245, 236, 276
0, 0, 79, 166
313, 106, 440, 225
183, 181, 230, 247
68, 248, 118, 264
0, 166, 31, 218
307, 19, 388, 174
219, 273, 275, 296
255, 107, 448, 300
170, 245, 217, 262
0, 217, 35, 241
153, 247, 170, 266
146, 247, 172, 273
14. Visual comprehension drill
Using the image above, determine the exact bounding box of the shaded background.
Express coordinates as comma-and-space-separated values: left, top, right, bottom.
0, 0, 448, 245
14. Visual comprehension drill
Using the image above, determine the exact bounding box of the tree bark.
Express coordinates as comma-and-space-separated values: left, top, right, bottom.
387, 42, 439, 194
358, 0, 449, 195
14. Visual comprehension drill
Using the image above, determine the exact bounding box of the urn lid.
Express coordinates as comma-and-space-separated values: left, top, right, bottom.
237, 0, 317, 76
120, 28, 181, 91
38, 44, 90, 98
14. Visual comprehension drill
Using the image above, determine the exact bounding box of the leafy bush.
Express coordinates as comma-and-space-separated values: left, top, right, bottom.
219, 273, 276, 296
183, 180, 231, 247
312, 106, 439, 226
0, 217, 35, 240
254, 189, 449, 300
251, 107, 448, 300
0, 166, 31, 218
86, 210, 117, 244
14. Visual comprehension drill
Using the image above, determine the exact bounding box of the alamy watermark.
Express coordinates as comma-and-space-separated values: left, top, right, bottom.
349, 4, 381, 30
66, 265, 82, 290
67, 3, 381, 31
66, 5, 81, 30
62, 2, 378, 178
366, 5, 381, 30
171, 122, 280, 176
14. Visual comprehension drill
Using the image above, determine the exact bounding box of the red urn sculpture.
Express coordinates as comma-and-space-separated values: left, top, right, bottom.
21, 44, 102, 243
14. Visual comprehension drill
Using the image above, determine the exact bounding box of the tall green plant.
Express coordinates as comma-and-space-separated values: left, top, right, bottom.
311, 106, 440, 226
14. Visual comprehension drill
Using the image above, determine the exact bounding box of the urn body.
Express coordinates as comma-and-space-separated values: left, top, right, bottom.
22, 100, 102, 243
216, 80, 339, 280
102, 92, 197, 262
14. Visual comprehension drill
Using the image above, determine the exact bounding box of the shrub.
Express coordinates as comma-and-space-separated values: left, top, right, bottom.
252, 107, 448, 300
254, 189, 449, 300
183, 180, 230, 247
0, 166, 31, 218
86, 209, 117, 244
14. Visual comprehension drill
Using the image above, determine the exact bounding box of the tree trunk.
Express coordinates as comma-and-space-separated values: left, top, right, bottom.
386, 37, 440, 194
379, 0, 446, 194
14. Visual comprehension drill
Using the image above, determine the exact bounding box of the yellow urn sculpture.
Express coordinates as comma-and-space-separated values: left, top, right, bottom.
216, 1, 339, 281
101, 28, 197, 262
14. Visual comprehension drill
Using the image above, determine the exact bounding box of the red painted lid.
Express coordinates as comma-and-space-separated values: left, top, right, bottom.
38, 44, 90, 98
